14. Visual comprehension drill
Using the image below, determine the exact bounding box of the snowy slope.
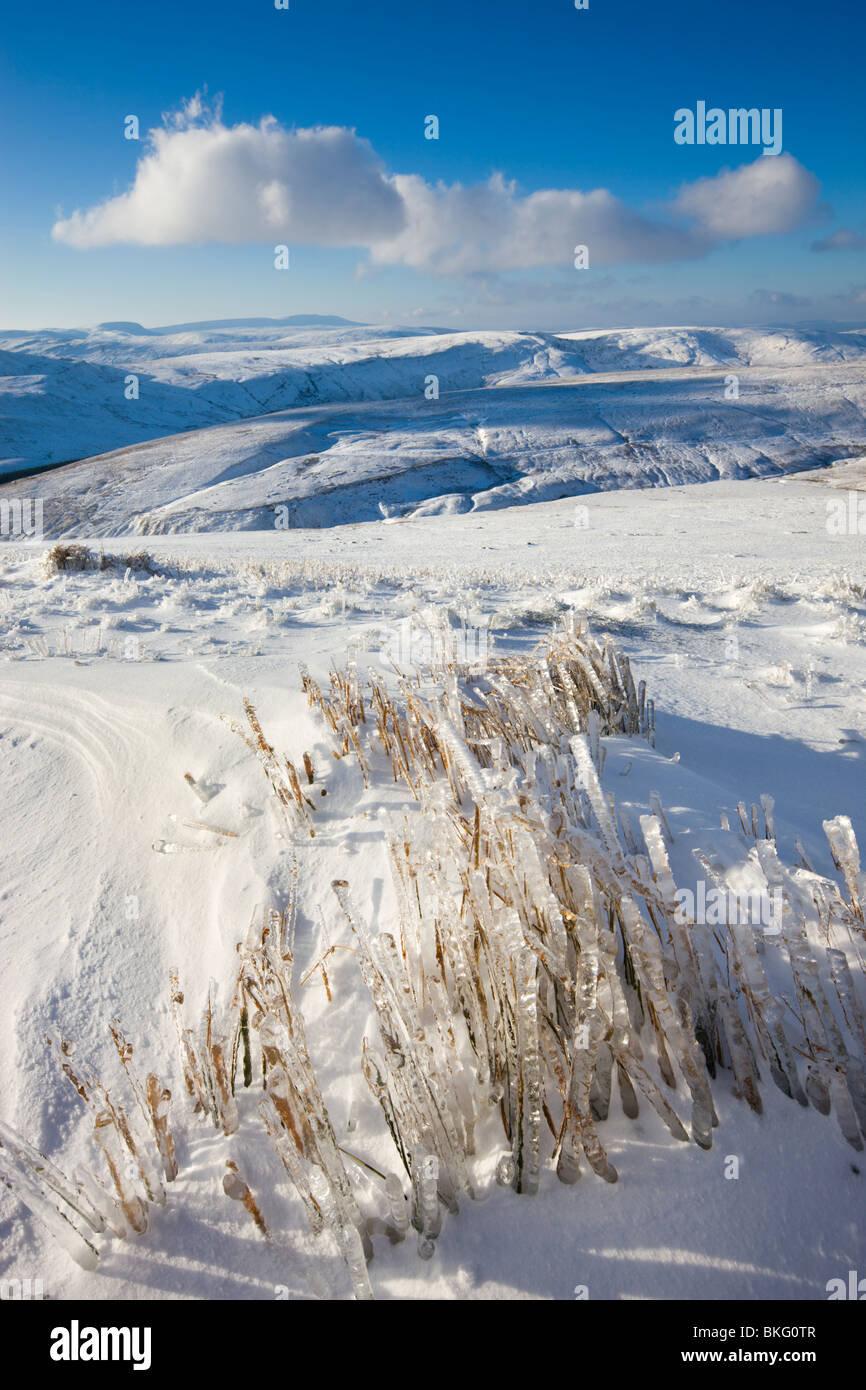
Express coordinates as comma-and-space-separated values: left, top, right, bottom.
0, 324, 585, 473
0, 474, 864, 1301
3, 321, 866, 477
559, 324, 866, 371
6, 360, 866, 535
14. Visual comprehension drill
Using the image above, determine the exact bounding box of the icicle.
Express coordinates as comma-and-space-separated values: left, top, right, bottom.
211, 1042, 239, 1136
641, 813, 715, 1066
827, 949, 866, 1052
728, 925, 807, 1107
829, 1072, 864, 1151
0, 1119, 104, 1234
843, 1063, 866, 1143
384, 1174, 410, 1242
587, 708, 601, 767
616, 1058, 639, 1118
570, 735, 624, 866
555, 1144, 582, 1185
514, 945, 542, 1195
559, 926, 617, 1184
649, 792, 674, 845
827, 949, 866, 1134
145, 1076, 178, 1182
618, 895, 715, 1147
0, 1155, 99, 1270
757, 843, 841, 1121
613, 1052, 688, 1141
496, 1154, 517, 1187
589, 1043, 613, 1123
367, 924, 468, 1203
412, 1151, 442, 1258
107, 1021, 167, 1201
823, 816, 863, 920
92, 1111, 147, 1234
223, 1160, 268, 1237
73, 1166, 126, 1239
169, 969, 210, 1117
258, 1097, 324, 1234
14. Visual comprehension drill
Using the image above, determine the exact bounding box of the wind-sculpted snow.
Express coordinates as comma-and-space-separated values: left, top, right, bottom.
7, 359, 866, 536
2, 320, 866, 478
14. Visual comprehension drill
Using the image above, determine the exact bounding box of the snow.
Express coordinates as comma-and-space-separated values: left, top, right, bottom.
1, 464, 865, 1299
0, 320, 864, 1301
3, 320, 866, 483
4, 359, 866, 534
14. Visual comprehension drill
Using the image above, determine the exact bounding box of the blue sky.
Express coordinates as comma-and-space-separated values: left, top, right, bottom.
1, 0, 864, 330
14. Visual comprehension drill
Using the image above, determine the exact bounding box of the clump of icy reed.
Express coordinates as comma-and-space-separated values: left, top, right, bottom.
2, 618, 864, 1296
303, 621, 864, 1187
0, 1023, 176, 1271
42, 542, 157, 575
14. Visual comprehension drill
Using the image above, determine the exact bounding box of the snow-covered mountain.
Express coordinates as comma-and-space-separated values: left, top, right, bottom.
2, 352, 865, 536
2, 321, 866, 486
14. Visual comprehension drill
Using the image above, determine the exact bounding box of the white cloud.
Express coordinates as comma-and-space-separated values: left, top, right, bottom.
366, 172, 708, 274
52, 100, 823, 273
672, 153, 819, 239
52, 99, 405, 249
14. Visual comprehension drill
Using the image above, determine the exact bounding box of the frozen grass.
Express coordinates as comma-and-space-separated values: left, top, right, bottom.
43, 543, 157, 577
3, 544, 864, 680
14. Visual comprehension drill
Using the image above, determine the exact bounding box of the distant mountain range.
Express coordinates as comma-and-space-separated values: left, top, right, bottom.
96, 315, 367, 334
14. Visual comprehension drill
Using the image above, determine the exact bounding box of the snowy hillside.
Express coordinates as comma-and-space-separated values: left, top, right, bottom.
2, 320, 866, 482
6, 357, 866, 535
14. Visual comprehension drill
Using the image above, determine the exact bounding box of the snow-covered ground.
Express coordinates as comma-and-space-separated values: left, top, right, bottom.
0, 458, 864, 1300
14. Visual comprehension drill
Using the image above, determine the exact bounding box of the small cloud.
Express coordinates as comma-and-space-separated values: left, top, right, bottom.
672, 154, 820, 239
748, 288, 812, 309
811, 227, 866, 253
